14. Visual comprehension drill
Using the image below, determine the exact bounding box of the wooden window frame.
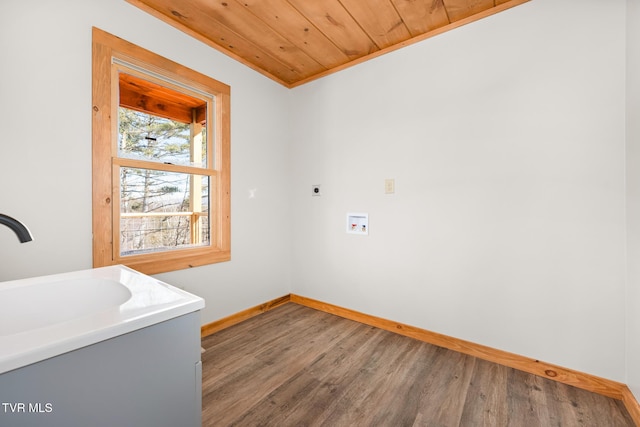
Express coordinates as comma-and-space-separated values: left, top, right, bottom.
92, 27, 230, 274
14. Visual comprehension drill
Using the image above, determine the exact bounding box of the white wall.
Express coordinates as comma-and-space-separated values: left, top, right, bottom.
289, 0, 628, 381
0, 0, 292, 325
627, 0, 640, 401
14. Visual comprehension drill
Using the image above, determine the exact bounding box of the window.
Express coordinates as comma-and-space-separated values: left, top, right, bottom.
92, 28, 230, 274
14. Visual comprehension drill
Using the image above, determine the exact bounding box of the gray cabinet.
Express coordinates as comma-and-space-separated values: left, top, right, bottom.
0, 312, 202, 427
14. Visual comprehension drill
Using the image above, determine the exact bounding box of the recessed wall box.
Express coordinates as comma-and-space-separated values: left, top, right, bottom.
347, 213, 368, 235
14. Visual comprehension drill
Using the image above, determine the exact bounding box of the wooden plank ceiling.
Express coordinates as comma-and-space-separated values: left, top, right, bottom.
126, 0, 530, 88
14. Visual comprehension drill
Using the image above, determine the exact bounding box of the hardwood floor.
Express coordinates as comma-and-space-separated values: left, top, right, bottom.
201, 303, 635, 426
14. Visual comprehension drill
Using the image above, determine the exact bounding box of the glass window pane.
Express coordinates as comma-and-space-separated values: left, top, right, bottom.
118, 107, 207, 167
117, 72, 208, 168
119, 167, 210, 256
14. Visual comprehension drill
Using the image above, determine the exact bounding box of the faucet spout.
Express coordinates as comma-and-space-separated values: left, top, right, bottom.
0, 214, 33, 243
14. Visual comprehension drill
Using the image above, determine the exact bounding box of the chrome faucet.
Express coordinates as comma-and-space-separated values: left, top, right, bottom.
0, 213, 33, 243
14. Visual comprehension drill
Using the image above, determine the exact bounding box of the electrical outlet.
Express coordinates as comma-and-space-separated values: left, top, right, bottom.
312, 185, 321, 196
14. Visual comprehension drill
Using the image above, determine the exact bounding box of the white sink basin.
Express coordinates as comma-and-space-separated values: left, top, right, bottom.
0, 278, 132, 336
0, 265, 204, 374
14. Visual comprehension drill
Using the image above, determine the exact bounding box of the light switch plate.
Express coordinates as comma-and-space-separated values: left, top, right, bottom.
384, 179, 395, 194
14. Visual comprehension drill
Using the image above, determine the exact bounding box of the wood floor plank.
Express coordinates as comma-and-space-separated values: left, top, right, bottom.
459, 359, 509, 427
229, 323, 385, 426
506, 368, 555, 425
412, 348, 477, 426
312, 332, 424, 426
201, 304, 636, 426
541, 376, 590, 426
202, 306, 359, 424
286, 326, 389, 425
352, 340, 440, 426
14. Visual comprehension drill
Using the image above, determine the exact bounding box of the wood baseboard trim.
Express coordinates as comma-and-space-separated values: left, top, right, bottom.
200, 294, 290, 338
289, 294, 629, 401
